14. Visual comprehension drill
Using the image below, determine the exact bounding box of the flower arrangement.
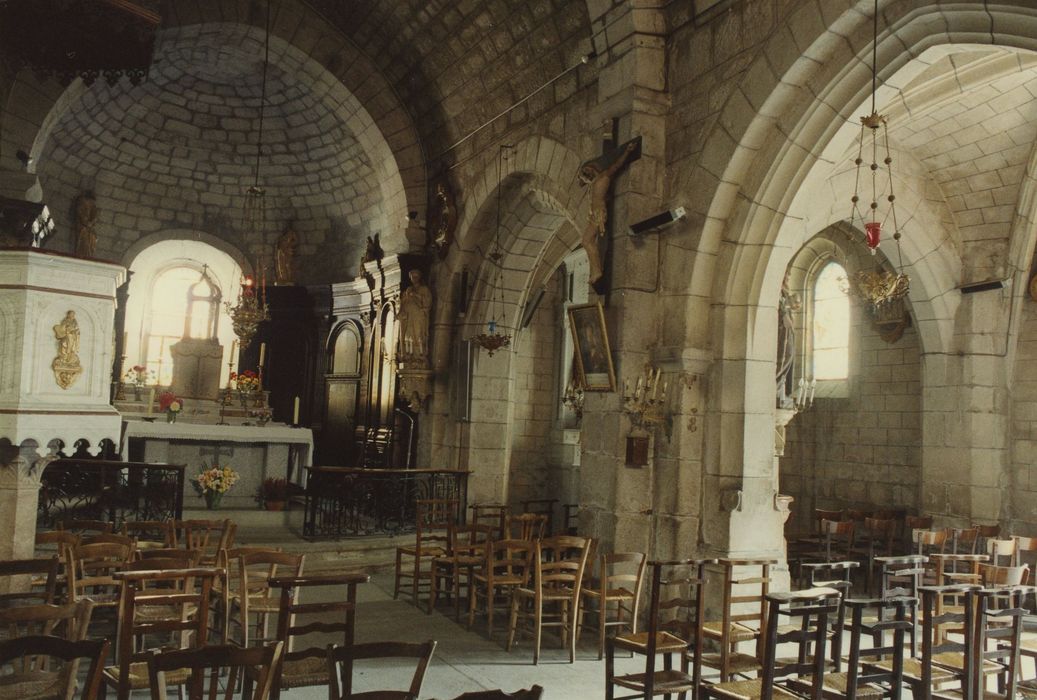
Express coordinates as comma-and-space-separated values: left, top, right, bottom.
248, 407, 272, 426
231, 370, 260, 393
193, 464, 239, 510
255, 477, 289, 510
124, 364, 155, 386
158, 391, 183, 423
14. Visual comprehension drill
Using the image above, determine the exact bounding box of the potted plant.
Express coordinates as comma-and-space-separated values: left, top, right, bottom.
256, 477, 289, 511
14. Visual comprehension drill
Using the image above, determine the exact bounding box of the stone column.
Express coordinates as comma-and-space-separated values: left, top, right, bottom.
0, 447, 54, 561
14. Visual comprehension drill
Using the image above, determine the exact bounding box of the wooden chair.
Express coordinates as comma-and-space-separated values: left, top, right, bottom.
394, 499, 456, 606
506, 535, 591, 664
80, 533, 137, 551
469, 503, 510, 539
122, 520, 175, 550
0, 599, 95, 698
34, 530, 80, 559
579, 551, 647, 659
449, 687, 544, 700
146, 642, 284, 700
800, 560, 857, 672
700, 587, 842, 700
0, 556, 59, 606
327, 640, 436, 700
101, 567, 220, 700
468, 539, 534, 639
0, 634, 108, 700
605, 558, 712, 700
969, 586, 1026, 700
214, 545, 281, 643
504, 513, 548, 541
430, 523, 496, 619
230, 550, 304, 647
520, 499, 557, 535
59, 519, 113, 536
175, 519, 235, 566
855, 517, 897, 593
1012, 535, 1037, 567
797, 520, 856, 585
253, 573, 368, 699
65, 541, 133, 636
904, 515, 935, 552
974, 524, 1002, 554
792, 596, 915, 700
700, 558, 778, 682
874, 554, 927, 658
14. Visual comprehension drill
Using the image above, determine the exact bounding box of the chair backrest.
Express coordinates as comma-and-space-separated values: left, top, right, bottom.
239, 550, 305, 608
35, 530, 80, 559
986, 537, 1016, 565
1013, 535, 1037, 567
413, 499, 456, 554
110, 567, 220, 695
863, 517, 897, 557
0, 598, 93, 640
913, 528, 948, 556
60, 519, 113, 536
0, 556, 59, 606
469, 504, 509, 538
969, 587, 1026, 700
147, 642, 284, 700
532, 536, 591, 600
979, 562, 1029, 586
819, 519, 855, 561
268, 573, 369, 691
66, 541, 134, 604
917, 584, 978, 697
760, 588, 842, 699
814, 508, 844, 533
484, 539, 534, 587
176, 519, 235, 564
642, 559, 713, 690
122, 520, 175, 547
327, 640, 436, 700
950, 527, 979, 554
448, 687, 544, 700
594, 551, 647, 605
840, 596, 917, 698
137, 548, 203, 566
81, 533, 137, 550
520, 499, 557, 535
0, 634, 109, 700
715, 557, 779, 662
448, 523, 496, 555
905, 515, 934, 530
505, 513, 547, 541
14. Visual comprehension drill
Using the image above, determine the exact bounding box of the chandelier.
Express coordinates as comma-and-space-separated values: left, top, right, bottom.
848, 0, 910, 310
242, 1, 271, 244
472, 145, 514, 356
225, 274, 269, 348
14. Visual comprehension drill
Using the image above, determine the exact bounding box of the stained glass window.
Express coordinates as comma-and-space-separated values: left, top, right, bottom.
813, 262, 849, 380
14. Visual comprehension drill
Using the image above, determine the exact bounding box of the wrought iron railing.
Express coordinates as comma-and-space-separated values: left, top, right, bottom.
303, 467, 469, 538
37, 459, 186, 528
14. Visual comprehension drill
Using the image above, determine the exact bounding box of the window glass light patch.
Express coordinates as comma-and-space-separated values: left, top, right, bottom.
813, 262, 849, 380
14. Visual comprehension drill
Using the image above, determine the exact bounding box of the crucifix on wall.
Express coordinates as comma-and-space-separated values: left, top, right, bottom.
578, 120, 641, 296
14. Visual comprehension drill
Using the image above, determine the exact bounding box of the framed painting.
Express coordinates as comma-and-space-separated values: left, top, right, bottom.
568, 302, 616, 392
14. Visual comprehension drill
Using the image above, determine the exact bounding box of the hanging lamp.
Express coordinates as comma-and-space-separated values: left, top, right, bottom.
847, 0, 910, 310
471, 145, 513, 356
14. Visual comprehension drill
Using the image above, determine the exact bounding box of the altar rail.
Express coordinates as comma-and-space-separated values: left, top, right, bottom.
303, 467, 469, 538
37, 459, 186, 528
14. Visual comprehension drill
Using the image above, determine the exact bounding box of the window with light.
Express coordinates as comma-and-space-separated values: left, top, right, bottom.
812, 262, 850, 380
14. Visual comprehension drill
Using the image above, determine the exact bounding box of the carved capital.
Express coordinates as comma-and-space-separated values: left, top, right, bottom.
0, 451, 56, 489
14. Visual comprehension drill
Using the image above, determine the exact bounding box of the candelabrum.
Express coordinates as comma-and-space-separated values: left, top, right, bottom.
225, 275, 269, 348
622, 364, 668, 430
562, 379, 584, 421
793, 378, 817, 411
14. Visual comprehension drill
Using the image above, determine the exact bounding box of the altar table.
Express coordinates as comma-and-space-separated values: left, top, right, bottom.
121, 420, 314, 508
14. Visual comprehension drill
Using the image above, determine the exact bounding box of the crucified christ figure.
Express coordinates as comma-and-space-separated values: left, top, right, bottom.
579, 140, 637, 286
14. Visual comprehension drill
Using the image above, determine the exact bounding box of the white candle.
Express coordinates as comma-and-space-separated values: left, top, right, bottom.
258, 342, 266, 368
146, 388, 154, 415
293, 396, 300, 425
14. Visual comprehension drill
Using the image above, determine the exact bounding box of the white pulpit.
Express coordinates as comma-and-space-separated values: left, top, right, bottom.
0, 249, 125, 561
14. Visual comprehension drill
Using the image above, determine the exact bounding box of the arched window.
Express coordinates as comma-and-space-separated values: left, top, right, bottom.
812, 262, 850, 380
125, 239, 243, 386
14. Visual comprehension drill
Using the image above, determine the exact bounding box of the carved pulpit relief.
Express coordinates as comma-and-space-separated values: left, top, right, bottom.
170, 267, 224, 400
51, 310, 82, 389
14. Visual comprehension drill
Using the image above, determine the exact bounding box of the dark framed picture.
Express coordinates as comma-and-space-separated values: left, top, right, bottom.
568, 302, 616, 392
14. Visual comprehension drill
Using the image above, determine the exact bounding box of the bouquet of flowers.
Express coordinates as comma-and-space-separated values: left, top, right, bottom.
158, 391, 183, 422
231, 370, 260, 393
124, 364, 155, 386
193, 464, 239, 509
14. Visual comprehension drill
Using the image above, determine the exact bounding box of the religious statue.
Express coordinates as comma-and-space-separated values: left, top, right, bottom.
398, 269, 432, 364
359, 233, 383, 274
52, 309, 83, 389
274, 225, 298, 285
74, 191, 98, 258
579, 140, 638, 286
776, 275, 799, 408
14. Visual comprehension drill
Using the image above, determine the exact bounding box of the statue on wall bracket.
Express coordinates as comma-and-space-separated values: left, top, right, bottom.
427, 177, 458, 258
578, 136, 640, 293
74, 191, 98, 258
274, 223, 298, 285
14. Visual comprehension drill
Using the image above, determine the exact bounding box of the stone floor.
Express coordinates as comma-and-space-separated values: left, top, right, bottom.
281, 571, 645, 699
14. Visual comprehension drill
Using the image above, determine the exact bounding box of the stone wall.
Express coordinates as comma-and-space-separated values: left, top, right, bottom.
781, 310, 923, 536
1010, 301, 1037, 536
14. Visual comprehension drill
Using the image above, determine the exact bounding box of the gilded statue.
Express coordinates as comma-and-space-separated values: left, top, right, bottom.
74, 191, 98, 258
398, 269, 432, 364
579, 140, 637, 286
274, 225, 298, 285
52, 310, 83, 389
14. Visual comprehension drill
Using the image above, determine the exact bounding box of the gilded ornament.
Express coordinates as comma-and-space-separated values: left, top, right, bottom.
51, 310, 83, 389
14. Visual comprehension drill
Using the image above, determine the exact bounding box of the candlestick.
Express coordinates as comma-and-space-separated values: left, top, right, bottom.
146, 388, 154, 415
293, 396, 300, 425
258, 342, 266, 368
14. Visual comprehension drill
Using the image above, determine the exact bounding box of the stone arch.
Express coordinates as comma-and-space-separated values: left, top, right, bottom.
691, 2, 1037, 557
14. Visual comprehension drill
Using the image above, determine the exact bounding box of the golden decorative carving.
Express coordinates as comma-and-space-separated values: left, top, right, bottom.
52, 310, 83, 389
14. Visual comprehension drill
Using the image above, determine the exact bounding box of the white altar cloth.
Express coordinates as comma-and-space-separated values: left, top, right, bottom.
121, 420, 314, 508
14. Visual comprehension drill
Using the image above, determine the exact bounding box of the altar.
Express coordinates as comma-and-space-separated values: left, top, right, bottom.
121, 420, 313, 508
